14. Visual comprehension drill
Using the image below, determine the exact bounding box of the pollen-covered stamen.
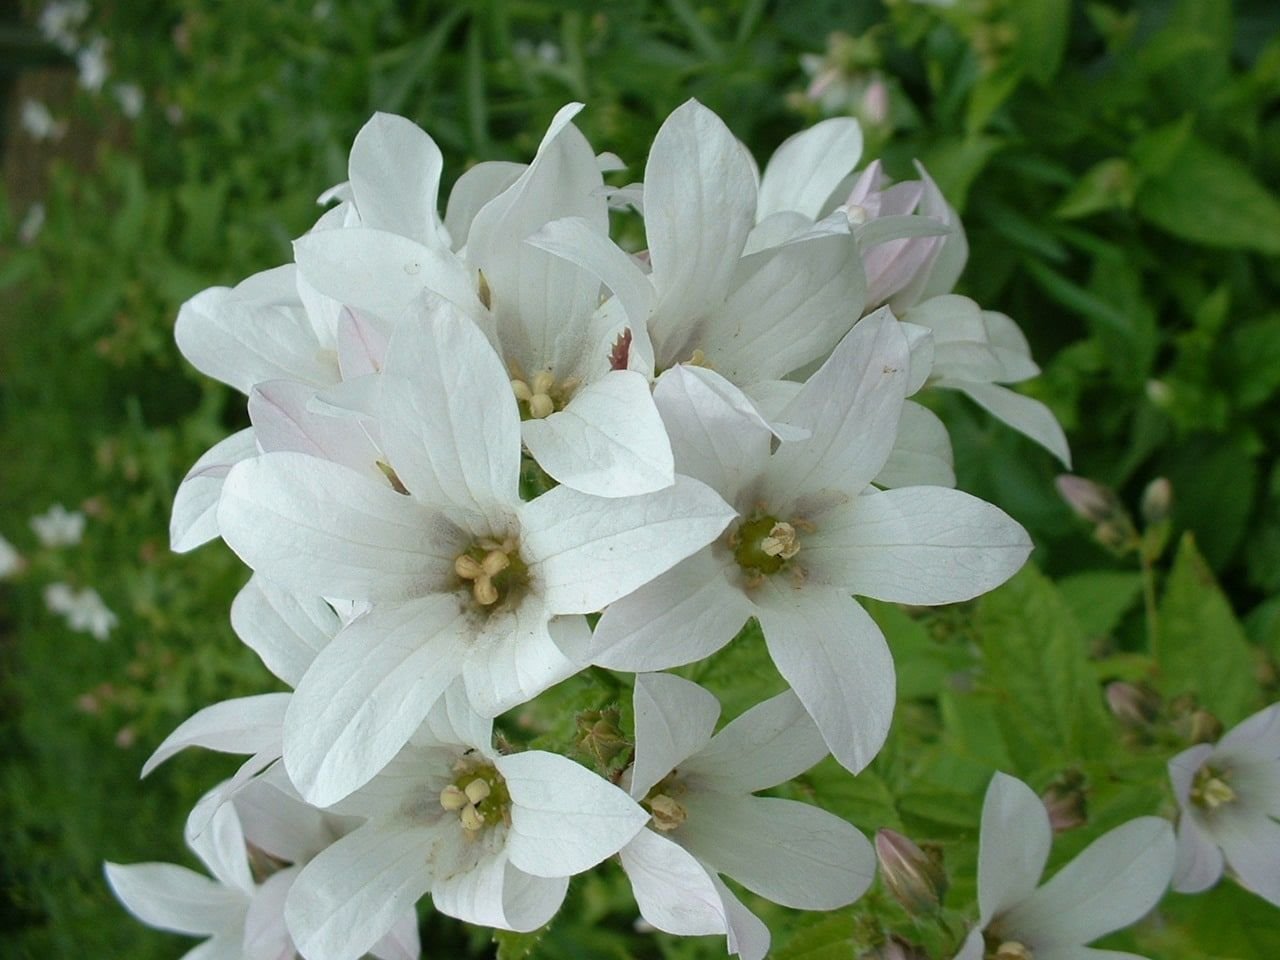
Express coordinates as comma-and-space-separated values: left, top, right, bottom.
732, 512, 812, 579
1190, 765, 1237, 811
989, 942, 1033, 960
455, 537, 527, 608
509, 366, 580, 421
440, 761, 510, 836
642, 772, 688, 832
686, 348, 710, 368
760, 521, 801, 560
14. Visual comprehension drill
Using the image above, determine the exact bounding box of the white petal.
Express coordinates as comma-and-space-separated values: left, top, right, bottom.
1003, 816, 1173, 947
521, 476, 736, 615
590, 549, 751, 672
369, 911, 422, 960
248, 379, 380, 476
681, 688, 828, 793
348, 112, 445, 248
521, 371, 675, 498
982, 311, 1040, 381
1214, 807, 1280, 907
142, 694, 289, 777
336, 307, 389, 379
1215, 702, 1280, 765
218, 452, 459, 602
619, 829, 727, 936
754, 581, 895, 775
444, 160, 525, 250
976, 772, 1051, 927
186, 789, 255, 894
646, 100, 756, 345
422, 678, 497, 754
234, 778, 334, 865
629, 673, 720, 798
242, 867, 297, 960
432, 852, 567, 932
1171, 811, 1224, 894
1167, 744, 1213, 809
874, 400, 955, 488
461, 599, 583, 718
501, 751, 649, 878
292, 227, 483, 324
766, 308, 909, 502
901, 320, 935, 395
283, 596, 470, 807
230, 575, 338, 688
286, 821, 437, 960
1037, 948, 1152, 960
525, 215, 654, 329
679, 793, 874, 910
949, 382, 1072, 468
171, 429, 258, 553
955, 928, 985, 960
709, 873, 771, 960
804, 486, 1031, 605
182, 934, 249, 960
652, 365, 773, 502
757, 117, 863, 221
703, 229, 865, 384
104, 861, 247, 936
175, 286, 335, 394
380, 295, 522, 516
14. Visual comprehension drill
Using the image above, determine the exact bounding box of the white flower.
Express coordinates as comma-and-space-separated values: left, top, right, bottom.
617, 674, 874, 960
77, 35, 110, 91
38, 0, 89, 53
903, 294, 1071, 467
1168, 702, 1280, 906
64, 586, 117, 640
216, 297, 736, 806
114, 82, 145, 118
284, 686, 649, 960
31, 503, 85, 547
0, 534, 24, 578
593, 310, 1031, 774
20, 98, 66, 141
955, 772, 1174, 960
19, 202, 46, 246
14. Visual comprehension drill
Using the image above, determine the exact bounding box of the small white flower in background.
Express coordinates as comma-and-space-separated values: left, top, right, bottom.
31, 503, 86, 547
19, 202, 47, 246
113, 82, 144, 118
38, 0, 89, 53
20, 99, 67, 141
1168, 702, 1280, 906
63, 586, 118, 640
76, 35, 111, 91
43, 582, 75, 615
0, 534, 24, 578
284, 686, 648, 960
954, 772, 1174, 960
617, 674, 874, 960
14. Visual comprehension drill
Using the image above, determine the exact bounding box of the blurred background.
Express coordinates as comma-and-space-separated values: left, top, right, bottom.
1, 0, 1279, 956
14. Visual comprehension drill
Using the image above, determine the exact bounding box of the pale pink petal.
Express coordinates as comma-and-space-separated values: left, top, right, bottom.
336, 307, 389, 378
248, 379, 381, 476
629, 673, 720, 798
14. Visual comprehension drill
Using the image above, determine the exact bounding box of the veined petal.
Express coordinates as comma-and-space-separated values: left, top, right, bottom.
1002, 816, 1174, 947
432, 852, 568, 933
591, 549, 750, 672
976, 772, 1052, 928
186, 789, 255, 895
444, 160, 525, 251
501, 751, 649, 878
234, 777, 335, 865
804, 486, 1031, 605
754, 581, 895, 775
242, 866, 298, 960
335, 307, 389, 379
285, 820, 437, 960
709, 873, 771, 960
142, 693, 289, 778
104, 861, 247, 937
369, 910, 422, 960
522, 476, 736, 615
230, 575, 338, 688
679, 793, 874, 910
380, 295, 522, 516
619, 829, 727, 936
646, 100, 757, 346
525, 215, 654, 330
248, 379, 381, 476
171, 428, 258, 553
681, 688, 828, 793
1215, 702, 1280, 766
521, 371, 675, 498
948, 382, 1071, 468
461, 599, 584, 718
757, 117, 863, 222
630, 673, 721, 799
766, 308, 909, 504
218, 452, 461, 602
348, 112, 445, 249
874, 400, 955, 489
283, 596, 470, 807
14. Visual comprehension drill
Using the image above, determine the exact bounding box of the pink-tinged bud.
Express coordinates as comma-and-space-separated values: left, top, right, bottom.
1140, 477, 1173, 526
1055, 474, 1119, 525
860, 77, 890, 126
1040, 770, 1087, 833
1105, 681, 1161, 728
875, 829, 946, 914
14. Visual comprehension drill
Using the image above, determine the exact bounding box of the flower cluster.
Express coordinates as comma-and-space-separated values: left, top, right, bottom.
110, 99, 1093, 959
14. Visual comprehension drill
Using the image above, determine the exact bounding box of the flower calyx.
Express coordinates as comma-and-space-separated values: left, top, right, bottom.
455, 536, 527, 609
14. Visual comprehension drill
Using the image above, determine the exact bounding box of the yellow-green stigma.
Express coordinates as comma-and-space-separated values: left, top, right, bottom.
1190, 765, 1237, 811
455, 537, 528, 608
439, 762, 510, 835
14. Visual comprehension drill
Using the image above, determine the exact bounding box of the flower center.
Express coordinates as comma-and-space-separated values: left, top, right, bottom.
1190, 765, 1237, 811
988, 942, 1033, 960
455, 537, 528, 608
642, 773, 688, 832
439, 761, 510, 835
511, 367, 579, 420
730, 512, 812, 582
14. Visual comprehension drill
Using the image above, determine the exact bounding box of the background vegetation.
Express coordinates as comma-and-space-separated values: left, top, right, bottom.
2, 0, 1279, 956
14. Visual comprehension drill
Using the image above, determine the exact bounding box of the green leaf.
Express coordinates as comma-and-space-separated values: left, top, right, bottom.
1057, 571, 1144, 641
1155, 534, 1257, 725
773, 910, 858, 960
1055, 158, 1136, 219
1009, 0, 1070, 84
974, 566, 1113, 767
1135, 135, 1280, 254
495, 925, 549, 960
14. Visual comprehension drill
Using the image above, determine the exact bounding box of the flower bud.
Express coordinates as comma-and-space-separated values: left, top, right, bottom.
1040, 770, 1087, 833
1105, 681, 1161, 728
575, 707, 629, 767
1140, 477, 1172, 527
875, 829, 946, 914
1055, 475, 1120, 526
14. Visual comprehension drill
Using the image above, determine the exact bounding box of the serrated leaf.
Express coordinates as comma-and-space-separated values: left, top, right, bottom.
1058, 571, 1143, 641
1155, 534, 1257, 724
773, 910, 858, 960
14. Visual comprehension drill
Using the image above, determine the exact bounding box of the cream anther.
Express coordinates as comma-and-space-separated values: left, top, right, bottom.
464, 779, 491, 805
760, 521, 801, 559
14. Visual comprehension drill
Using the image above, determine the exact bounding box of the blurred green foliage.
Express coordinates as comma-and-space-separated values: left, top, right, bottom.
2, 0, 1279, 957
